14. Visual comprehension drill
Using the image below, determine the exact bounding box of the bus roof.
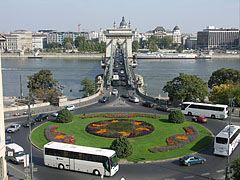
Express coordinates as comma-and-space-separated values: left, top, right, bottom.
183, 102, 228, 108
216, 125, 240, 138
44, 142, 116, 157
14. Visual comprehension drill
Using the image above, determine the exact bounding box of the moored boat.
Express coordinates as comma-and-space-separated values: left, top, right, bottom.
134, 52, 197, 60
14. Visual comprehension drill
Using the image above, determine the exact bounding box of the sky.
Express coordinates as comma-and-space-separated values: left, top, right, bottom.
0, 0, 239, 34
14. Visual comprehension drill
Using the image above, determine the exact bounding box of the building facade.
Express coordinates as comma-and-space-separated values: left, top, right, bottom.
0, 37, 8, 180
197, 26, 239, 50
10, 30, 32, 51
32, 34, 47, 50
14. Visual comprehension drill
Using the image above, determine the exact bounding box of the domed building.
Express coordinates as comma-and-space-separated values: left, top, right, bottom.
172, 25, 181, 45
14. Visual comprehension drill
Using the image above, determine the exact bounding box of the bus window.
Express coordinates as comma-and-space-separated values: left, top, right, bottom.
216, 137, 228, 144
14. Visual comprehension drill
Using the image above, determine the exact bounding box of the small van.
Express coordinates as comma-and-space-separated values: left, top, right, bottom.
6, 143, 25, 164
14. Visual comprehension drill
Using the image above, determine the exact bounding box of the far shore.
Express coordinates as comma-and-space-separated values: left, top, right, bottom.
1, 52, 239, 59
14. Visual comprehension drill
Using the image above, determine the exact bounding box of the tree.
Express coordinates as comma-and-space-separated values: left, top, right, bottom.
230, 158, 240, 180
63, 37, 74, 50
110, 136, 133, 158
132, 40, 139, 52
158, 36, 173, 49
163, 73, 209, 102
149, 41, 158, 52
80, 77, 97, 97
168, 110, 185, 123
27, 70, 61, 103
208, 68, 240, 89
209, 83, 240, 105
56, 109, 73, 123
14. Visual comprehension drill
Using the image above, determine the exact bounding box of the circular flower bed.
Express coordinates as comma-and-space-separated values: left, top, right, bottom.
86, 119, 154, 138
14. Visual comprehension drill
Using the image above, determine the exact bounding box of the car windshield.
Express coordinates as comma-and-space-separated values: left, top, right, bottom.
10, 125, 16, 128
182, 156, 190, 160
15, 151, 25, 157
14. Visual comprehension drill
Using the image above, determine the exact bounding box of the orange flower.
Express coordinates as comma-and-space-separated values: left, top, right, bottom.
118, 132, 130, 136
136, 127, 150, 131
111, 120, 119, 123
134, 122, 143, 125
92, 124, 106, 127
54, 135, 66, 139
96, 129, 107, 134
176, 136, 188, 140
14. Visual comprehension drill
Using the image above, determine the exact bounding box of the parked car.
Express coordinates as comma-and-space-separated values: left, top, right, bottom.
22, 119, 36, 127
65, 105, 75, 111
6, 143, 25, 164
112, 89, 118, 96
142, 101, 154, 108
156, 104, 170, 112
121, 94, 129, 98
35, 113, 48, 122
192, 116, 208, 123
99, 96, 109, 103
6, 124, 21, 133
6, 136, 13, 144
179, 155, 206, 166
52, 110, 60, 117
129, 96, 139, 103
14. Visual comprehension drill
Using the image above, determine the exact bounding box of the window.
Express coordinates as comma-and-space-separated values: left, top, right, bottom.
230, 129, 240, 144
216, 137, 228, 144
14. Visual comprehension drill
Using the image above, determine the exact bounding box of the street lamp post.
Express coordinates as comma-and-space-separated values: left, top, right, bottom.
225, 98, 235, 180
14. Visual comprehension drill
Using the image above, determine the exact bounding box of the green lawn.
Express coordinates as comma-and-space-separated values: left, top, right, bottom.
31, 112, 213, 162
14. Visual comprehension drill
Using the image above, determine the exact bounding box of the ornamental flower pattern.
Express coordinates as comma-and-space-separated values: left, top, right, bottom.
82, 113, 160, 119
149, 126, 199, 152
44, 125, 75, 144
86, 119, 154, 138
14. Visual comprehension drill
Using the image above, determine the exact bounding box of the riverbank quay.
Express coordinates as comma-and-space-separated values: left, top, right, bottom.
2, 52, 104, 59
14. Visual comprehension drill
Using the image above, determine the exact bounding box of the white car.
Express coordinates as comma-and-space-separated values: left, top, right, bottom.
65, 105, 75, 111
112, 89, 118, 96
52, 110, 60, 117
6, 124, 21, 133
129, 96, 140, 103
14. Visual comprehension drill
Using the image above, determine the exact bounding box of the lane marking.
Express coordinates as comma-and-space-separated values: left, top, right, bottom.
201, 172, 210, 176
164, 179, 176, 180
216, 169, 225, 173
7, 163, 25, 176
184, 176, 194, 179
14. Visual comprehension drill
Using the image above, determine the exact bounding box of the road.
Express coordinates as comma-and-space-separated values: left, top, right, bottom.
5, 95, 240, 180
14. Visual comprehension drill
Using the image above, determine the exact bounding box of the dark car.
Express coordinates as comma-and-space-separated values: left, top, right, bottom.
6, 136, 13, 144
99, 96, 109, 103
121, 94, 129, 98
156, 104, 170, 112
142, 101, 154, 108
192, 116, 208, 123
179, 155, 206, 166
35, 113, 48, 122
22, 119, 36, 127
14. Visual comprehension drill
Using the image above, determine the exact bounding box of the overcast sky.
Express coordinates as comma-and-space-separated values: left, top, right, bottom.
1, 0, 239, 34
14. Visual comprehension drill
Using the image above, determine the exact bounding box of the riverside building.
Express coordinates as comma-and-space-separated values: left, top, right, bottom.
197, 26, 239, 50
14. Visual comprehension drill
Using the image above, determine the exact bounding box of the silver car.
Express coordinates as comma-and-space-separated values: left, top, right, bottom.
6, 124, 21, 133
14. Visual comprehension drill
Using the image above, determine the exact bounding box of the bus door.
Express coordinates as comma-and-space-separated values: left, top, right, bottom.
69, 159, 75, 170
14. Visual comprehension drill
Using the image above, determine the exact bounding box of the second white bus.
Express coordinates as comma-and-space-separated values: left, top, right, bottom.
181, 102, 228, 119
44, 142, 119, 176
214, 125, 240, 156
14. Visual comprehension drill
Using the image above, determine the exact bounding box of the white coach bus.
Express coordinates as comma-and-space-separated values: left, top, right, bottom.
214, 125, 240, 156
44, 142, 119, 176
181, 102, 228, 119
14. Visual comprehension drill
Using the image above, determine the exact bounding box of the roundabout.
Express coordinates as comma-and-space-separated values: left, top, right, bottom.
31, 112, 212, 162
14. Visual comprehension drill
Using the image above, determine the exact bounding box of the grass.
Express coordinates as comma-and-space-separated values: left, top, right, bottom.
31, 112, 213, 162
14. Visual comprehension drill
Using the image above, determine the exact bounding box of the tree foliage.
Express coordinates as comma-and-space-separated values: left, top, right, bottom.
209, 84, 240, 105
208, 68, 240, 89
80, 77, 97, 97
110, 136, 133, 158
230, 158, 240, 180
163, 73, 209, 102
168, 110, 185, 123
27, 70, 61, 104
132, 40, 139, 52
56, 109, 73, 123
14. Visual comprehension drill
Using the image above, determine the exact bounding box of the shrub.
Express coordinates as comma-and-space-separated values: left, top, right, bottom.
168, 110, 185, 124
110, 136, 133, 158
56, 109, 73, 123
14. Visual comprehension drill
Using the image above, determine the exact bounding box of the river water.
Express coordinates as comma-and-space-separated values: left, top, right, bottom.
1, 57, 240, 98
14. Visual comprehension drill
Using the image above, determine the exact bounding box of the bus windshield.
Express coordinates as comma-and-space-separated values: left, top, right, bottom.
216, 137, 228, 144
109, 154, 118, 168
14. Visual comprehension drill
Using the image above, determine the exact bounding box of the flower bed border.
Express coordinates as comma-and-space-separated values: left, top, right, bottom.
149, 126, 199, 152
82, 113, 160, 119
44, 125, 75, 144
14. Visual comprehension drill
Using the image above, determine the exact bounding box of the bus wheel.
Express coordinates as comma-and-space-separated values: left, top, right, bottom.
188, 112, 192, 116
93, 169, 100, 176
58, 164, 64, 170
211, 115, 216, 119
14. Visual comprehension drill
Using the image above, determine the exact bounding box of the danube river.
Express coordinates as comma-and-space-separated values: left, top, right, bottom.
1, 57, 240, 98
